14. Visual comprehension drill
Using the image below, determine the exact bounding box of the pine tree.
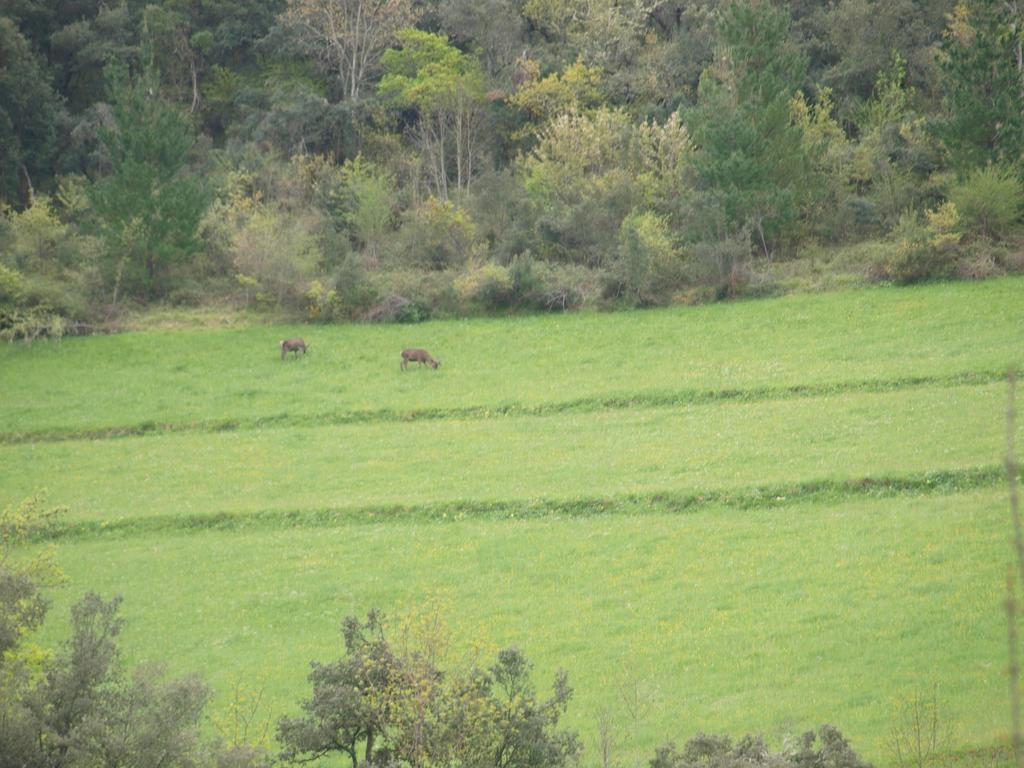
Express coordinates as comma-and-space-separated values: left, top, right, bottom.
87, 63, 208, 302
688, 0, 812, 256
940, 0, 1024, 172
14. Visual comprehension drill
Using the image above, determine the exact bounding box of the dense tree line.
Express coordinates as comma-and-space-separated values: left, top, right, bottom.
2, 0, 1024, 336
0, 497, 875, 768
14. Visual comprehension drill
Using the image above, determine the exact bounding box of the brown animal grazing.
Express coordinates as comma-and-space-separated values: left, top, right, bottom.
401, 348, 440, 370
280, 338, 309, 360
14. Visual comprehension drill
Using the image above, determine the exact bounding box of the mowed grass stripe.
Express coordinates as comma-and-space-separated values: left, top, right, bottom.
26, 465, 1006, 543
0, 368, 1011, 445
2, 383, 1014, 524
36, 488, 1011, 762
2, 278, 1023, 436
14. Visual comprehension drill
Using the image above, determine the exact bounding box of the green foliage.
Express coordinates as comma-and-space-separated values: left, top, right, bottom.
0, 592, 218, 767
881, 204, 962, 284
850, 53, 940, 231
507, 59, 604, 136
0, 195, 100, 281
2, 198, 65, 272
948, 164, 1024, 240
229, 204, 323, 308
4, 0, 1022, 317
688, 0, 812, 255
397, 197, 476, 270
282, 0, 418, 101
939, 0, 1024, 172
608, 211, 683, 305
650, 726, 872, 768
0, 19, 61, 208
0, 495, 65, 662
379, 29, 488, 198
87, 64, 209, 303
47, 3, 139, 113
278, 610, 580, 768
334, 156, 396, 266
456, 261, 514, 309
790, 89, 855, 242
520, 108, 639, 266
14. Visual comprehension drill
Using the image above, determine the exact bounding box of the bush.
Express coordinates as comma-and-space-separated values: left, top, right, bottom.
881, 204, 961, 284
278, 611, 580, 768
606, 211, 684, 306
304, 254, 379, 322
949, 164, 1024, 240
508, 252, 544, 306
0, 263, 72, 342
396, 197, 476, 270
362, 294, 431, 323
229, 205, 323, 309
531, 262, 596, 310
650, 725, 872, 768
455, 262, 514, 309
691, 229, 753, 299
373, 268, 461, 317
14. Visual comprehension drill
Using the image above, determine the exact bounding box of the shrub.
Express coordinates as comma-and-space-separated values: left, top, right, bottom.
2, 196, 65, 272
531, 262, 596, 311
949, 164, 1024, 240
650, 725, 872, 768
455, 262, 514, 309
691, 228, 754, 299
363, 295, 430, 323
881, 204, 961, 284
371, 268, 461, 318
508, 252, 544, 306
229, 205, 323, 309
396, 197, 476, 270
606, 211, 683, 306
0, 263, 72, 342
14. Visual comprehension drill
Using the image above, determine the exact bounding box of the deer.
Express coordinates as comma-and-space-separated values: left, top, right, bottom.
280, 338, 309, 360
401, 348, 440, 370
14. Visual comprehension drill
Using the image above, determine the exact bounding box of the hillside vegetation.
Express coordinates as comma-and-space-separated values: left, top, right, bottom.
4, 0, 1024, 337
2, 279, 1021, 765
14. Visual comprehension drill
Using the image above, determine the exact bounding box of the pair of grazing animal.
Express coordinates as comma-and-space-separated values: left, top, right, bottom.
279, 338, 440, 370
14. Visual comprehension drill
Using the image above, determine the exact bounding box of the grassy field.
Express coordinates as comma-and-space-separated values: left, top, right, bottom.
3, 277, 1024, 766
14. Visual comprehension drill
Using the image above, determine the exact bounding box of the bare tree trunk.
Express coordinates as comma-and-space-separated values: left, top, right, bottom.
455, 99, 463, 196
189, 58, 200, 113
437, 114, 448, 199
18, 164, 33, 207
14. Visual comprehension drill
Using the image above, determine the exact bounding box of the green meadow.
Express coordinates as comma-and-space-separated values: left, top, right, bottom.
3, 277, 1024, 765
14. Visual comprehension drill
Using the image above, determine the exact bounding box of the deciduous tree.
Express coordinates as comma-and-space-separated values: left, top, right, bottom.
380, 29, 488, 198
281, 0, 418, 101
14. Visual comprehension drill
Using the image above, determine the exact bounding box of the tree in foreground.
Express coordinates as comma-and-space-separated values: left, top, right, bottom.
0, 497, 261, 768
277, 609, 581, 768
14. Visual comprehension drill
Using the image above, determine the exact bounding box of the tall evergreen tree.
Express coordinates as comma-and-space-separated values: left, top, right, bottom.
0, 18, 61, 207
688, 0, 812, 255
939, 0, 1024, 172
87, 63, 208, 302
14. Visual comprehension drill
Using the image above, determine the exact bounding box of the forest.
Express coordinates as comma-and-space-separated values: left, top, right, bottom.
1, 0, 1023, 336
